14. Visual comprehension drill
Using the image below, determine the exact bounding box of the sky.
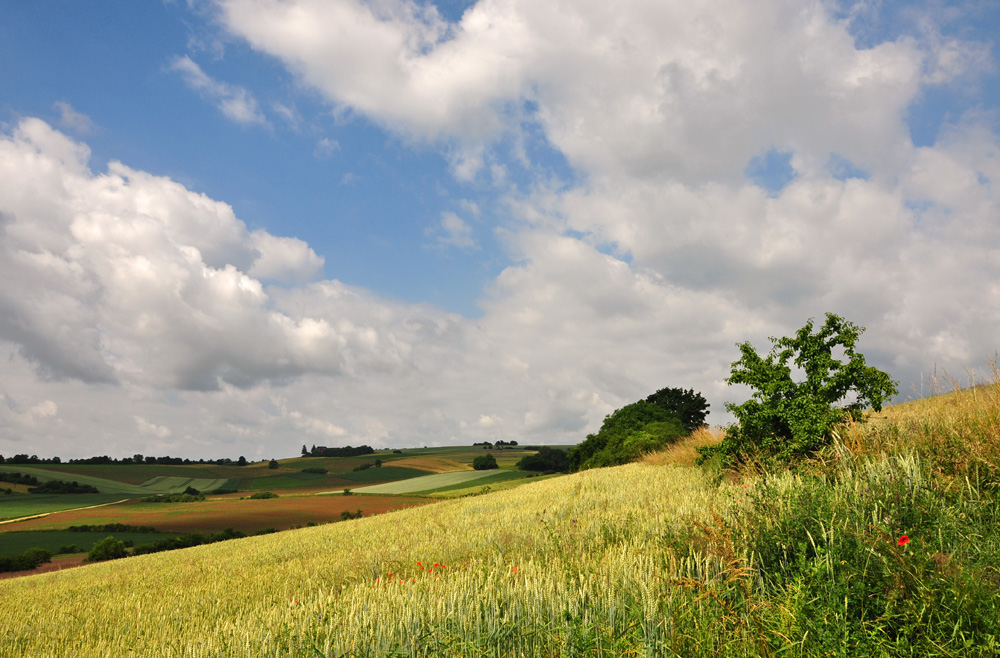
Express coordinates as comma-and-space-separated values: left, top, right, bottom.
1, 0, 998, 460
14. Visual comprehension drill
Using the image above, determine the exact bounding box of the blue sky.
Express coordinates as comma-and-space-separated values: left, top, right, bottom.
2, 1, 513, 315
1, 0, 999, 459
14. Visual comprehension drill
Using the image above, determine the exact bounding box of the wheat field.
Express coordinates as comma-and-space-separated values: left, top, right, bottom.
0, 462, 732, 657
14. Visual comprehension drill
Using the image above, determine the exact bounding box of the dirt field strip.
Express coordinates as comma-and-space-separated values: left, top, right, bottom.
0, 498, 130, 527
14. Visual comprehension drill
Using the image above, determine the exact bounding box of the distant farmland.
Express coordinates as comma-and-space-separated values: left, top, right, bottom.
0, 466, 238, 495
0, 494, 433, 534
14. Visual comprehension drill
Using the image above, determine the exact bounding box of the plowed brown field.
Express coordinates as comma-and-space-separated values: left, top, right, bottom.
0, 494, 433, 534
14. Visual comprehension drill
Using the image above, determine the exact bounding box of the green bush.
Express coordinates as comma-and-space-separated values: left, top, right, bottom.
0, 547, 52, 573
28, 479, 99, 494
516, 446, 569, 473
568, 402, 687, 470
248, 491, 278, 499
141, 493, 205, 503
86, 536, 128, 562
472, 454, 498, 470
702, 313, 898, 466
301, 467, 328, 474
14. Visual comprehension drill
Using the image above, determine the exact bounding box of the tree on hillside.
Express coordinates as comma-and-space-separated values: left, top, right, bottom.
701, 313, 897, 466
516, 446, 569, 473
268, 459, 279, 470
472, 454, 498, 470
567, 400, 688, 471
301, 444, 308, 457
86, 536, 128, 563
645, 387, 709, 433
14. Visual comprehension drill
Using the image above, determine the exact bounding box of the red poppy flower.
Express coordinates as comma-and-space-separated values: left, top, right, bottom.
897, 535, 909, 546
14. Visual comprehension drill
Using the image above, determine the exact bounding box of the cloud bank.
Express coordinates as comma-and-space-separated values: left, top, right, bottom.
1, 0, 998, 459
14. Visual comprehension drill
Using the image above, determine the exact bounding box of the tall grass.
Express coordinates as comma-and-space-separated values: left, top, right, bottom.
835, 358, 1000, 487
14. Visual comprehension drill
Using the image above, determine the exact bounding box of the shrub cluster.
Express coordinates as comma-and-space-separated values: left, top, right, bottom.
0, 547, 52, 574
140, 493, 204, 503
568, 398, 694, 471
86, 536, 129, 562
472, 454, 498, 470
28, 480, 99, 494
516, 446, 569, 473
0, 472, 39, 486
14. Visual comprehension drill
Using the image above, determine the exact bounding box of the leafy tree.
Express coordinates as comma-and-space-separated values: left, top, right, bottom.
268, 459, 279, 470
567, 400, 687, 470
0, 547, 52, 573
644, 387, 709, 433
301, 444, 309, 457
703, 313, 898, 466
472, 454, 499, 470
86, 536, 128, 562
237, 455, 247, 466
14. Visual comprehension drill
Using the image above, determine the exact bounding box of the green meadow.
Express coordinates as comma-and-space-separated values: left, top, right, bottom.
0, 494, 129, 522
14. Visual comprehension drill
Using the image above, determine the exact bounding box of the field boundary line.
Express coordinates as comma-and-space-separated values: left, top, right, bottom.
0, 498, 131, 526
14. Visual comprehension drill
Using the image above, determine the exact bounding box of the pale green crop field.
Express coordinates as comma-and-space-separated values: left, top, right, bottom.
350, 469, 505, 494
0, 462, 726, 657
138, 476, 236, 493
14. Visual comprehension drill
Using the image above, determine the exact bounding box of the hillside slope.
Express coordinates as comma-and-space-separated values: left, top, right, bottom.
0, 462, 723, 656
2, 382, 999, 656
